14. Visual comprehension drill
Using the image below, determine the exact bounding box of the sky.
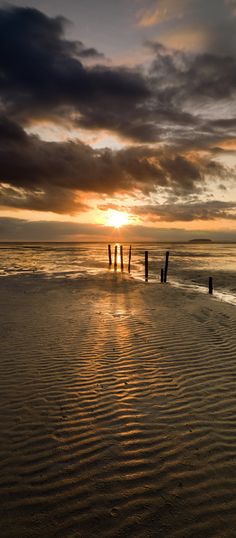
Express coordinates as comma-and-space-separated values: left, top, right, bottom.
0, 0, 236, 241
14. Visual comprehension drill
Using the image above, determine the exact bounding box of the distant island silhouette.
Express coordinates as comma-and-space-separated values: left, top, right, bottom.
189, 239, 212, 243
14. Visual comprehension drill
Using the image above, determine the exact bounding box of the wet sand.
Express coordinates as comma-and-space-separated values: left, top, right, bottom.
1, 273, 236, 537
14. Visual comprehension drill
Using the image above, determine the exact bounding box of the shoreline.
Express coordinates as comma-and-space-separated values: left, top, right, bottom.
1, 242, 236, 308
1, 269, 236, 307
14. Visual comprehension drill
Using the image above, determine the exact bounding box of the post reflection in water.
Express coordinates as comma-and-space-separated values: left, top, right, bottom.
112, 243, 123, 272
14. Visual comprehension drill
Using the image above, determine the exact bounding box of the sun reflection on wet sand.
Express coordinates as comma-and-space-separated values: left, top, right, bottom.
1, 273, 236, 536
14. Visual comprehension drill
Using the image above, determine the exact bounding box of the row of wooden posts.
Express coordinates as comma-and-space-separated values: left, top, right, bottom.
108, 244, 132, 273
108, 244, 214, 294
108, 245, 170, 283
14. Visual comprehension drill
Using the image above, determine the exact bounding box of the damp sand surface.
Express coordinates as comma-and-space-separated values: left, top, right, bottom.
1, 274, 236, 537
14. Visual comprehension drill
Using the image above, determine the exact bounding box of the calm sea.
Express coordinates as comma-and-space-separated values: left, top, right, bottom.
0, 242, 236, 305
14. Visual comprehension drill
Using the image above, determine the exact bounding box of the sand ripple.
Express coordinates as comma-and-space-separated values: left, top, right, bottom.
0, 275, 236, 537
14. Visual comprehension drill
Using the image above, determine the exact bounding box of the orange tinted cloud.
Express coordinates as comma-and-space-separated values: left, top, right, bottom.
159, 28, 209, 52
215, 139, 236, 150
137, 0, 188, 26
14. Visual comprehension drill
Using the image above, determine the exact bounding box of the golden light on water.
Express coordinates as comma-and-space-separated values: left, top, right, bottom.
105, 209, 130, 228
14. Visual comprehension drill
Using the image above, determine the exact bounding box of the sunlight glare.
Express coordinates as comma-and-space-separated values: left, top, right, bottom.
106, 209, 129, 228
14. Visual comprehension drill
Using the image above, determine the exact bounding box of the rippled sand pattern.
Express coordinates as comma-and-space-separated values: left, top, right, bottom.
1, 274, 236, 537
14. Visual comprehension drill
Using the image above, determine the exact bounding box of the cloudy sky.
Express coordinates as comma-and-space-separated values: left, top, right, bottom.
0, 0, 236, 241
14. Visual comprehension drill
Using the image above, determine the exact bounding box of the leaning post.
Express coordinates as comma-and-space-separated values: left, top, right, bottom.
145, 251, 148, 282
120, 245, 124, 271
128, 245, 132, 273
161, 268, 164, 283
209, 276, 213, 295
164, 251, 169, 283
108, 244, 112, 266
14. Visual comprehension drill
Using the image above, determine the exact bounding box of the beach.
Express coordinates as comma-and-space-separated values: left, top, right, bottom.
1, 0, 236, 534
1, 273, 236, 537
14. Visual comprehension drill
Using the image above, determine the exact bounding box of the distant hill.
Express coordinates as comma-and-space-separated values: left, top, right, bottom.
189, 239, 212, 243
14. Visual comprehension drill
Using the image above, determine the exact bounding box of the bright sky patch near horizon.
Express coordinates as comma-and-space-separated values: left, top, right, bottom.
0, 0, 236, 241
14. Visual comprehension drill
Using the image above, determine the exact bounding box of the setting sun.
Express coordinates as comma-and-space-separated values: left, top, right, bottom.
106, 209, 129, 228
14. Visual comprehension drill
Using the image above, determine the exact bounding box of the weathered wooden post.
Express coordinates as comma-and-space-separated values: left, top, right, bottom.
164, 251, 169, 283
209, 276, 213, 294
108, 244, 112, 266
128, 245, 131, 273
120, 245, 124, 271
161, 268, 164, 283
145, 251, 148, 282
114, 245, 117, 270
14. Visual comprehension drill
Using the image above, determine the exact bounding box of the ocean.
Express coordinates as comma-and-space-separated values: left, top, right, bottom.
1, 242, 236, 305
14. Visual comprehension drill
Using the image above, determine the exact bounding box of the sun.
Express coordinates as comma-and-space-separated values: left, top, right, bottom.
106, 209, 129, 228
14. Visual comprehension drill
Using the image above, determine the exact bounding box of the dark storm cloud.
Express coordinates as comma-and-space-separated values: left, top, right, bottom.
209, 118, 236, 130
0, 116, 28, 143
76, 41, 105, 59
0, 117, 230, 212
134, 200, 236, 222
0, 4, 235, 223
0, 217, 110, 241
0, 5, 149, 131
77, 40, 236, 144
0, 183, 88, 214
1, 5, 236, 147
142, 40, 236, 151
148, 42, 236, 104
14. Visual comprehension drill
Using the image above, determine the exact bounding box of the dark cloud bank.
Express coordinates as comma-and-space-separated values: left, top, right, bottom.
1, 217, 235, 242
0, 4, 236, 236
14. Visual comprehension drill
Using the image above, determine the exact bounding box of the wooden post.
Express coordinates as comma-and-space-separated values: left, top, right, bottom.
164, 251, 169, 283
145, 251, 148, 282
128, 245, 131, 273
209, 276, 213, 294
108, 244, 112, 266
161, 268, 164, 283
120, 245, 124, 271
114, 245, 117, 270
